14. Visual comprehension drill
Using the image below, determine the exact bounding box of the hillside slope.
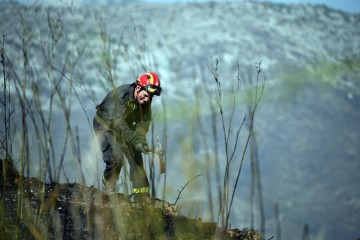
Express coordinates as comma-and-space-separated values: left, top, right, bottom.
0, 159, 263, 239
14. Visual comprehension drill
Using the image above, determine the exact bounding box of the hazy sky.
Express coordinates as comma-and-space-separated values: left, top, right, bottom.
254, 0, 360, 13
138, 0, 360, 13
8, 0, 360, 13
173, 0, 360, 13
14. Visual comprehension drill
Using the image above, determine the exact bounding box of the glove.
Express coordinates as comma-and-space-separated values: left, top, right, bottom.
135, 141, 150, 154
156, 146, 163, 155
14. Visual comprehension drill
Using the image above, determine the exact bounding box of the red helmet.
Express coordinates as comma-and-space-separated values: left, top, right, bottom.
136, 72, 162, 96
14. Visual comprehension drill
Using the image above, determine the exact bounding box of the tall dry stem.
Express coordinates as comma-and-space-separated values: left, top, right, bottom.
207, 58, 265, 230
226, 61, 265, 230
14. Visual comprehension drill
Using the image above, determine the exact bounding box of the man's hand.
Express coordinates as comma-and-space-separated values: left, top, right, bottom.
135, 142, 150, 154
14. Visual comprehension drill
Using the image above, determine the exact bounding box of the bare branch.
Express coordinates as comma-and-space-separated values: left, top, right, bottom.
173, 174, 203, 205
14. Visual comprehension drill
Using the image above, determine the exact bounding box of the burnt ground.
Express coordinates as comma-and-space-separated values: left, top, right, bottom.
0, 159, 262, 240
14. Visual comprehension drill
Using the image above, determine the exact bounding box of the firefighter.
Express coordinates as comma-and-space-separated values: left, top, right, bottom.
93, 72, 162, 199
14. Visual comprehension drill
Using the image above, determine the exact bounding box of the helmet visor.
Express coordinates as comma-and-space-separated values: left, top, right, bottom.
142, 85, 162, 96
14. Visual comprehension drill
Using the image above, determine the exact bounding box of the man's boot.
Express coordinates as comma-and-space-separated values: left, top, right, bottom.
102, 175, 117, 194
132, 186, 151, 206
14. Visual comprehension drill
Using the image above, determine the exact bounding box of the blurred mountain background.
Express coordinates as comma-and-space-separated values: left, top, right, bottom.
1, 0, 359, 239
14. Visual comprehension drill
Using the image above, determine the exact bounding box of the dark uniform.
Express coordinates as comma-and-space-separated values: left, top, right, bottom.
93, 83, 151, 194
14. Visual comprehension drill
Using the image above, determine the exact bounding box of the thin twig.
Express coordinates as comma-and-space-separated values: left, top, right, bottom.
173, 174, 203, 205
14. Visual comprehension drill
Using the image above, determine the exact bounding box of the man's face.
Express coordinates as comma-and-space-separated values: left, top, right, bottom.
135, 86, 152, 105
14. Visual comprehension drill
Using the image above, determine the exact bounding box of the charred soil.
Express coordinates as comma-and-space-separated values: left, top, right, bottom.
0, 159, 262, 240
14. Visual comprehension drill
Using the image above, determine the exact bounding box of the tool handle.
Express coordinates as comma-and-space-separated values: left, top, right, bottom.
158, 153, 166, 174
150, 148, 166, 174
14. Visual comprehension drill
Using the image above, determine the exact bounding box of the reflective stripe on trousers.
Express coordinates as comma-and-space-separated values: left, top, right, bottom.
133, 186, 149, 194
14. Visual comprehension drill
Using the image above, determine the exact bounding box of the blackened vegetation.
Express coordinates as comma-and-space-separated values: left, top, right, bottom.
0, 159, 262, 239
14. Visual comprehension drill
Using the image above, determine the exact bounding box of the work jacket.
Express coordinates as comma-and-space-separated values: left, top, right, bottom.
94, 83, 151, 146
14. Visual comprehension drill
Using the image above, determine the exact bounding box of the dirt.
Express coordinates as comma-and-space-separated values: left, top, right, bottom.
0, 159, 262, 240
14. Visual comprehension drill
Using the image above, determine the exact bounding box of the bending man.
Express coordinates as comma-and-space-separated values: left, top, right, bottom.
93, 72, 162, 199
